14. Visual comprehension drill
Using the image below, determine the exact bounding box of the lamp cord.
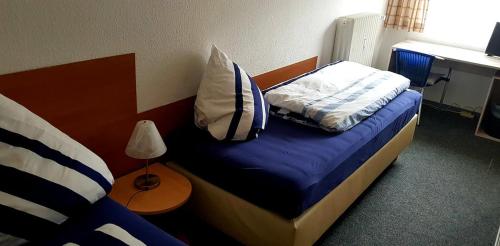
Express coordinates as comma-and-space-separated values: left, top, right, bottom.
126, 159, 151, 208
126, 190, 144, 208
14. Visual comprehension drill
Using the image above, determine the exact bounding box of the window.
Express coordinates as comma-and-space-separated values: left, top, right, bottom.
409, 0, 500, 50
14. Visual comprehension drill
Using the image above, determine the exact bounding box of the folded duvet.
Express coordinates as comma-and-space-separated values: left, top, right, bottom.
264, 61, 410, 132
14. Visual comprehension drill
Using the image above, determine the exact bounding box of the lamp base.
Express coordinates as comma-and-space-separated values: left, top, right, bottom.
134, 174, 160, 191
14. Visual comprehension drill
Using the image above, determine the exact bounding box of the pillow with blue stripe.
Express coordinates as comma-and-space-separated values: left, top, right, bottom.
0, 93, 114, 243
194, 45, 269, 141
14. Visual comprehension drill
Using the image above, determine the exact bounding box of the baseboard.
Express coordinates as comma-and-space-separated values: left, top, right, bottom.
422, 100, 480, 118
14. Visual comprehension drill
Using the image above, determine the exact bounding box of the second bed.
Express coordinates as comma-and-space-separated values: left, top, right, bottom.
169, 58, 420, 246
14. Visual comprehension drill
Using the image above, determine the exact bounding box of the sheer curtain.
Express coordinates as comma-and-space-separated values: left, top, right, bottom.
384, 0, 429, 32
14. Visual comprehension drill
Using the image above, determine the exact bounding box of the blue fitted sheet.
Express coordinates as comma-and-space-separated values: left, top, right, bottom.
172, 90, 421, 219
40, 197, 185, 246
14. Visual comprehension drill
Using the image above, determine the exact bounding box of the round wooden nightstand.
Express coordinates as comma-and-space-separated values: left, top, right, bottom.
109, 162, 192, 215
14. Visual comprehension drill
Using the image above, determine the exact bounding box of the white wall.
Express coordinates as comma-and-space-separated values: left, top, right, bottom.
0, 0, 384, 113
2, 1, 494, 113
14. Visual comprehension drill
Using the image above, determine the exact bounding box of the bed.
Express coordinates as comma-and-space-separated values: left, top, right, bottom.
168, 59, 420, 246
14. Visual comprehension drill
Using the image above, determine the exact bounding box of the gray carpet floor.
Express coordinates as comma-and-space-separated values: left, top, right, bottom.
316, 105, 500, 246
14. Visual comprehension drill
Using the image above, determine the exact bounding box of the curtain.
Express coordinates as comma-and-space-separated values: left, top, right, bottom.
384, 0, 430, 32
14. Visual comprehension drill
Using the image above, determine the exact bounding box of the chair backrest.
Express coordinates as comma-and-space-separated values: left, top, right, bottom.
394, 49, 435, 87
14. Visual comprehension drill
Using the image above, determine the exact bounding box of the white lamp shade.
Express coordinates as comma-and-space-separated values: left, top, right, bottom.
125, 120, 167, 159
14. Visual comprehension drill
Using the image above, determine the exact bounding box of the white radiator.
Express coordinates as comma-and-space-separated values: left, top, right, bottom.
332, 13, 384, 67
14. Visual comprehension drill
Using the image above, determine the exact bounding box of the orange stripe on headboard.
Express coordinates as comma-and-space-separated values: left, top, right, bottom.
0, 55, 317, 177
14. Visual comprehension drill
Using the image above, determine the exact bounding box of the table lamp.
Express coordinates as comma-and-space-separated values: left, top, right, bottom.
125, 120, 167, 190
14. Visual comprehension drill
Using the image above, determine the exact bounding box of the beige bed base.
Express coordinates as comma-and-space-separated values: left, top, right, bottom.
169, 115, 417, 246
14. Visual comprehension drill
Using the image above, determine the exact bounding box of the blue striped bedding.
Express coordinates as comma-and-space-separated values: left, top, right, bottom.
0, 93, 114, 243
40, 197, 185, 246
264, 61, 410, 132
194, 45, 268, 141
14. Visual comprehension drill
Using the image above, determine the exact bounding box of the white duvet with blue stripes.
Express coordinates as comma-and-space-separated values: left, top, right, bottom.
265, 61, 410, 132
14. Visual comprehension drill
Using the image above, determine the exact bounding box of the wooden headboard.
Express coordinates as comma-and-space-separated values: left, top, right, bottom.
0, 55, 317, 177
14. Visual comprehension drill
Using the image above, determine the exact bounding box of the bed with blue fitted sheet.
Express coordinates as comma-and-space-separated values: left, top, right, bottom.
40, 197, 184, 246
172, 90, 420, 219
166, 57, 421, 245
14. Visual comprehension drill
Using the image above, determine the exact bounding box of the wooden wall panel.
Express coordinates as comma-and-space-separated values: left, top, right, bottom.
0, 54, 139, 177
0, 54, 137, 136
0, 54, 317, 177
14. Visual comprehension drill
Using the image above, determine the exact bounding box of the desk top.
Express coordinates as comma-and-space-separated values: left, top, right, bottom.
393, 40, 500, 70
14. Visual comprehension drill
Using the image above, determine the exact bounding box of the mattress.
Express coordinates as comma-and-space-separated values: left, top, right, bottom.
171, 90, 421, 219
40, 197, 184, 246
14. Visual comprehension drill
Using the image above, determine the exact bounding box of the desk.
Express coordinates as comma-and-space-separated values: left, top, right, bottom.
391, 40, 500, 142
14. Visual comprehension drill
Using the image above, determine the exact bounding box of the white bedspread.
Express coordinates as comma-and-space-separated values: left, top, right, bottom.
264, 61, 410, 132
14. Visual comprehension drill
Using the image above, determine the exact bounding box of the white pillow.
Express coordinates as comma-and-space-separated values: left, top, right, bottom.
194, 45, 268, 141
0, 93, 114, 241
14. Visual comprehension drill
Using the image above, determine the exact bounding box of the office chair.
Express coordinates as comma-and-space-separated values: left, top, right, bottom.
394, 49, 452, 125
